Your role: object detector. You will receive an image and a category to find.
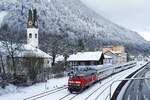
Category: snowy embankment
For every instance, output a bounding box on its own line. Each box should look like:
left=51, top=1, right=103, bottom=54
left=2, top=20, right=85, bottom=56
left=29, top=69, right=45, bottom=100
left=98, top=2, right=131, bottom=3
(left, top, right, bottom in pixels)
left=145, top=71, right=150, bottom=91
left=110, top=61, right=147, bottom=99
left=0, top=61, right=147, bottom=100
left=115, top=62, right=148, bottom=100
left=117, top=61, right=150, bottom=100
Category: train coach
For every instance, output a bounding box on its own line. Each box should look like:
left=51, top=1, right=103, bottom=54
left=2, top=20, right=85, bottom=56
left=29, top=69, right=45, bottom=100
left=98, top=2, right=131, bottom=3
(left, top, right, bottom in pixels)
left=68, top=61, right=137, bottom=93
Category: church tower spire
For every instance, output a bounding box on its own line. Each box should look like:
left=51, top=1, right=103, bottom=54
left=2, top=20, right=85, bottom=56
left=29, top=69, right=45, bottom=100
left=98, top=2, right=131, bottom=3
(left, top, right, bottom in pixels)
left=33, top=9, right=38, bottom=28
left=27, top=9, right=39, bottom=48
left=27, top=9, right=33, bottom=28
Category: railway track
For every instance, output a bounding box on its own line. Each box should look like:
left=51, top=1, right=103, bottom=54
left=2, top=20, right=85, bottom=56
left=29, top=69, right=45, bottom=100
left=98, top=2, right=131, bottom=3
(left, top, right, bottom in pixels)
left=58, top=93, right=72, bottom=100
left=68, top=94, right=79, bottom=100
left=24, top=85, right=68, bottom=100
left=58, top=92, right=79, bottom=100
left=83, top=72, right=128, bottom=100
left=104, top=94, right=109, bottom=100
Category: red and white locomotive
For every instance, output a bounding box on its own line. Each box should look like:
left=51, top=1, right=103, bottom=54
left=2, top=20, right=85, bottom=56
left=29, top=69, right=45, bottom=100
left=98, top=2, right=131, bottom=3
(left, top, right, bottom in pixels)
left=68, top=62, right=136, bottom=93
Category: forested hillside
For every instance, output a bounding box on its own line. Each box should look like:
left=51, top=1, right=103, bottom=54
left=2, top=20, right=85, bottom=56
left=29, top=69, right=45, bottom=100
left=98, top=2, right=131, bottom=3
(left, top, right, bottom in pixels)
left=0, top=0, right=149, bottom=56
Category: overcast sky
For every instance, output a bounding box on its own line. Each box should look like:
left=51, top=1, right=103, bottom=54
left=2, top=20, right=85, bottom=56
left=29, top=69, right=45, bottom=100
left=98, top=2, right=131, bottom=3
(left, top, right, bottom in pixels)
left=81, top=0, right=150, bottom=41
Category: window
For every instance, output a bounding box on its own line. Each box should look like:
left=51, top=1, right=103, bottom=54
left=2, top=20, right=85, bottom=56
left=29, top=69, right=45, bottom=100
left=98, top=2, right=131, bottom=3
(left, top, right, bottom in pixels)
left=47, top=60, right=49, bottom=64
left=91, top=61, right=94, bottom=65
left=80, top=62, right=85, bottom=65
left=29, top=33, right=32, bottom=38
left=35, top=34, right=37, bottom=38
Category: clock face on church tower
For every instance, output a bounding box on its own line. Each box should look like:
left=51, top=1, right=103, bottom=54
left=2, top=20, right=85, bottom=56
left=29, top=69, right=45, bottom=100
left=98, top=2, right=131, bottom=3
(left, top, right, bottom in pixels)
left=28, top=21, right=33, bottom=27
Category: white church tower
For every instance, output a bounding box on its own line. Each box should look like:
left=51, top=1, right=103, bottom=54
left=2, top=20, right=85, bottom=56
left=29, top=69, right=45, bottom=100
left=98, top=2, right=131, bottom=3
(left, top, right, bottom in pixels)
left=27, top=9, right=39, bottom=48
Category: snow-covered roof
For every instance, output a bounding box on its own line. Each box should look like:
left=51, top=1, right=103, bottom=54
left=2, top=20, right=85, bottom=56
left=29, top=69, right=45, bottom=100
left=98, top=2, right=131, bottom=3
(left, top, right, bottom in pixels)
left=20, top=44, right=51, bottom=58
left=67, top=51, right=103, bottom=61
left=104, top=50, right=120, bottom=55
left=0, top=41, right=51, bottom=58
left=104, top=55, right=112, bottom=59
left=110, top=50, right=121, bottom=54
left=55, top=55, right=64, bottom=62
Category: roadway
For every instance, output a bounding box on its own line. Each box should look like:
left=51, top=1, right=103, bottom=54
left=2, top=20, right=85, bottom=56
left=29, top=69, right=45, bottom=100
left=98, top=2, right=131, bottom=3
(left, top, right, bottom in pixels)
left=122, top=63, right=150, bottom=100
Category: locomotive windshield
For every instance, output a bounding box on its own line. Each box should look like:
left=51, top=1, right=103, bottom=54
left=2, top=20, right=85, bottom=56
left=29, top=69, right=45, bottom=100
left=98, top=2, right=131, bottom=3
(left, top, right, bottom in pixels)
left=69, top=66, right=96, bottom=77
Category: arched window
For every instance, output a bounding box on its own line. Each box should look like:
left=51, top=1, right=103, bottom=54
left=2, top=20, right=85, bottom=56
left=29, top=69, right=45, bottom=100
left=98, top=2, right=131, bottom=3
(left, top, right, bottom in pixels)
left=35, top=34, right=37, bottom=38
left=29, top=33, right=32, bottom=38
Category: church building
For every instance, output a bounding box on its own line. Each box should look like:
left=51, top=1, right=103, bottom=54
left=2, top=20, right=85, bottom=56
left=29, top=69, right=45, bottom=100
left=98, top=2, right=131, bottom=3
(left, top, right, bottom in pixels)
left=0, top=9, right=52, bottom=85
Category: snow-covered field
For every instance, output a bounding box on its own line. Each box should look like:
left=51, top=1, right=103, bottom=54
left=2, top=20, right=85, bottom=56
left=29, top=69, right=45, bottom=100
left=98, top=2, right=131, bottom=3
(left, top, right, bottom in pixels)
left=0, top=61, right=147, bottom=100
left=0, top=77, right=68, bottom=100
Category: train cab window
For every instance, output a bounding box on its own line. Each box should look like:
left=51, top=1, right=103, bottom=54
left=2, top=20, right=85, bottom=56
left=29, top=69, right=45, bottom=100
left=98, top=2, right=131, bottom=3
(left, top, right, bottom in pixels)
left=90, top=61, right=94, bottom=65
left=92, top=73, right=95, bottom=75
left=99, top=71, right=104, bottom=75
left=80, top=62, right=85, bottom=65
left=74, top=75, right=80, bottom=79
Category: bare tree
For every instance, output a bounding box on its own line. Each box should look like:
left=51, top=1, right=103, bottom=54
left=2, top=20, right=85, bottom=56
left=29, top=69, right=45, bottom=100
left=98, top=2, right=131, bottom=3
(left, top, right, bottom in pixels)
left=0, top=51, right=8, bottom=88
left=0, top=24, right=23, bottom=78
left=42, top=34, right=63, bottom=66
left=0, top=51, right=6, bottom=79
left=22, top=53, right=44, bottom=83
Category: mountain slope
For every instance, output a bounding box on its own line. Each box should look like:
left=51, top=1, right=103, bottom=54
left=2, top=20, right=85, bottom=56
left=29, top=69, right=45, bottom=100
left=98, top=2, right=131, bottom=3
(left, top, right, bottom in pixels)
left=0, top=0, right=149, bottom=54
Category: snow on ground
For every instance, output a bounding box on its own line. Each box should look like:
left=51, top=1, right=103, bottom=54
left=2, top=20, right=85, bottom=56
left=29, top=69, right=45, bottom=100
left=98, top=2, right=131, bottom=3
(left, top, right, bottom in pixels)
left=0, top=61, right=147, bottom=100
left=0, top=84, right=18, bottom=96
left=0, top=77, right=68, bottom=100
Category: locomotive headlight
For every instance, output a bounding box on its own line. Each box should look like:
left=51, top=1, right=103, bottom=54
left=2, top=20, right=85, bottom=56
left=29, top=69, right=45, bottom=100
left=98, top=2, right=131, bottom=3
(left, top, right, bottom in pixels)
left=70, top=75, right=73, bottom=78
left=75, top=81, right=81, bottom=84
left=76, top=84, right=80, bottom=86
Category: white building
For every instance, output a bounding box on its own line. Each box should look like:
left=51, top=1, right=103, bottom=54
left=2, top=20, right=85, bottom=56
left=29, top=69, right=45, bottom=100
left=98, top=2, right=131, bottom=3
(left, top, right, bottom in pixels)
left=102, top=45, right=127, bottom=64
left=104, top=55, right=113, bottom=64
left=104, top=51, right=127, bottom=64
